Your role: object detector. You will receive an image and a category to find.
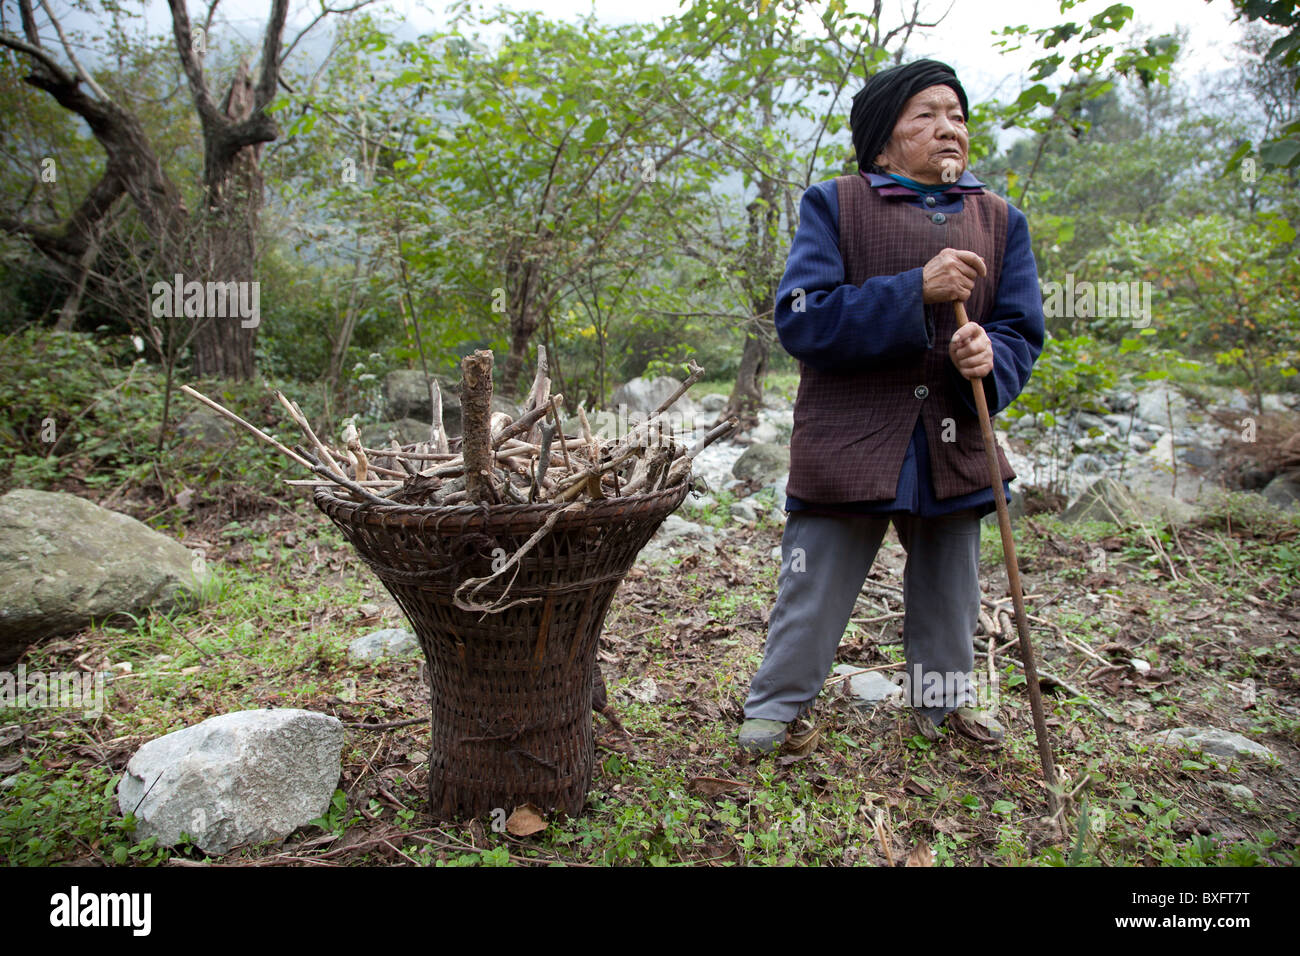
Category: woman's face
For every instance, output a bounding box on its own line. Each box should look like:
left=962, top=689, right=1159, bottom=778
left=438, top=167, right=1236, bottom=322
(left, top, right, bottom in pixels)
left=873, top=84, right=969, bottom=185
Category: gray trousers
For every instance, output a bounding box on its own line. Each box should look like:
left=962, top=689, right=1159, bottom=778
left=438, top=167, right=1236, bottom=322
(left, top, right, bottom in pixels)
left=744, top=508, right=982, bottom=725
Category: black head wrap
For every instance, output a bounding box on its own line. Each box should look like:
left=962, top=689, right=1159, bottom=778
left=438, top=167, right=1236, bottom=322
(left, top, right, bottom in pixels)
left=850, top=59, right=969, bottom=173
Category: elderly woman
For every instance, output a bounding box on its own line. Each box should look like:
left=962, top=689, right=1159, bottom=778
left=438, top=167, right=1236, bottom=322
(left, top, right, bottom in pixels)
left=740, top=59, right=1045, bottom=753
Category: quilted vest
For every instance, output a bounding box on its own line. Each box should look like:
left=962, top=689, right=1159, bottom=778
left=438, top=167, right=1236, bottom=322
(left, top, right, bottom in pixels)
left=786, top=174, right=1015, bottom=503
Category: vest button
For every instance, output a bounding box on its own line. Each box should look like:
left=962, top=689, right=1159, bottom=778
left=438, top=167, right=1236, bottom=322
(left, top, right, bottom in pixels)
left=931, top=212, right=947, bottom=224
left=924, top=195, right=937, bottom=207
left=914, top=385, right=929, bottom=400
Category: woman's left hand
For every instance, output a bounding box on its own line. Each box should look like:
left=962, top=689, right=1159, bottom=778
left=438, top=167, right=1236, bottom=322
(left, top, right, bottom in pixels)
left=949, top=322, right=993, bottom=379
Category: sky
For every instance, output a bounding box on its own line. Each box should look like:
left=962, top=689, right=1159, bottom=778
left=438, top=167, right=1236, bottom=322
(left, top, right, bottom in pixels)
left=139, top=0, right=1250, bottom=107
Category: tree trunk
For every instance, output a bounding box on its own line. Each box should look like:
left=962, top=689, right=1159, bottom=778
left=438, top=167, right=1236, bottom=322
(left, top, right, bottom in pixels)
left=502, top=244, right=548, bottom=394
left=725, top=326, right=770, bottom=425
left=723, top=179, right=779, bottom=425
left=192, top=61, right=263, bottom=381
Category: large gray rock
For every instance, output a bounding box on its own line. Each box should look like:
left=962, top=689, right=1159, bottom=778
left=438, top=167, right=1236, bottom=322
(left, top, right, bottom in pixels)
left=117, top=709, right=345, bottom=855
left=610, top=376, right=682, bottom=415
left=1261, top=470, right=1300, bottom=510
left=383, top=369, right=446, bottom=421
left=1150, top=726, right=1276, bottom=765
left=382, top=370, right=518, bottom=438
left=981, top=486, right=1027, bottom=526
left=175, top=406, right=234, bottom=445
left=0, top=490, right=207, bottom=664
left=732, top=443, right=791, bottom=485
left=360, top=417, right=436, bottom=448
left=698, top=393, right=729, bottom=414
left=1135, top=384, right=1190, bottom=429
left=1061, top=477, right=1196, bottom=526
left=348, top=627, right=419, bottom=662
left=729, top=500, right=759, bottom=524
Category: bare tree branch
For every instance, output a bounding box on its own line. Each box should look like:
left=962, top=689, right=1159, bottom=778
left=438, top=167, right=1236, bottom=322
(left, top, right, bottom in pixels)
left=37, top=0, right=109, bottom=102
left=167, top=0, right=220, bottom=126
left=18, top=0, right=40, bottom=46
left=280, top=0, right=375, bottom=67
left=0, top=31, right=72, bottom=85
left=254, top=0, right=290, bottom=109
left=0, top=168, right=126, bottom=261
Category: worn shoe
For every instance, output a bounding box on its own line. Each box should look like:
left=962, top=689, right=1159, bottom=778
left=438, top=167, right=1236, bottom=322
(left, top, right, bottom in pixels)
left=946, top=705, right=1005, bottom=745
left=739, top=718, right=789, bottom=754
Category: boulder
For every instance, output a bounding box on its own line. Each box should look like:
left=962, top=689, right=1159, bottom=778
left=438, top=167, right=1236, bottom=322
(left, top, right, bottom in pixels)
left=698, top=393, right=729, bottom=414
left=732, top=443, right=790, bottom=486
left=0, top=489, right=207, bottom=664
left=360, top=418, right=436, bottom=448
left=348, top=627, right=419, bottom=662
left=383, top=369, right=443, bottom=421
left=1061, top=477, right=1196, bottom=526
left=1177, top=444, right=1217, bottom=470
left=1261, top=470, right=1300, bottom=510
left=382, top=370, right=518, bottom=438
left=175, top=406, right=234, bottom=445
left=117, top=709, right=344, bottom=855
left=1135, top=383, right=1189, bottom=429
left=610, top=376, right=682, bottom=415
left=609, top=376, right=698, bottom=424
left=729, top=500, right=759, bottom=524
left=981, top=486, right=1026, bottom=526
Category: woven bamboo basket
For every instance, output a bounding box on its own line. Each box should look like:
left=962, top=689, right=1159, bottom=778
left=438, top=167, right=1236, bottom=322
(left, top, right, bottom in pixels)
left=313, top=476, right=690, bottom=819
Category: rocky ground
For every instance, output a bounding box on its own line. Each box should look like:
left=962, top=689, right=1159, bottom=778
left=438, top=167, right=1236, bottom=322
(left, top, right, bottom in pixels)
left=2, top=376, right=1298, bottom=866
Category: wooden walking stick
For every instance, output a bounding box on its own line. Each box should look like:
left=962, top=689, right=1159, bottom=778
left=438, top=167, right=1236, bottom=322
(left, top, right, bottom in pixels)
left=955, top=300, right=1061, bottom=819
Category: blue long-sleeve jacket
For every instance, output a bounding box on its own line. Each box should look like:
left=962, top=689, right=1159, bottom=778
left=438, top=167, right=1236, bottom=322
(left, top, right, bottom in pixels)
left=776, top=172, right=1044, bottom=518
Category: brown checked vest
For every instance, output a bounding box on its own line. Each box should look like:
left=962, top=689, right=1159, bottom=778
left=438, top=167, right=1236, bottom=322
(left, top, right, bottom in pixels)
left=786, top=173, right=1016, bottom=504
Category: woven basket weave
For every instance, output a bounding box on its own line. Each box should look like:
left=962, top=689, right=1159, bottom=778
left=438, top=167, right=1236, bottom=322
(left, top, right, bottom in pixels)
left=314, top=478, right=689, bottom=819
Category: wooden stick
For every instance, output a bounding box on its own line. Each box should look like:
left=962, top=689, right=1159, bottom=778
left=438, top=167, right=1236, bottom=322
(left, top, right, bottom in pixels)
left=956, top=299, right=1059, bottom=820
left=577, top=404, right=597, bottom=463
left=493, top=395, right=563, bottom=447
left=275, top=391, right=342, bottom=475
left=179, top=384, right=313, bottom=469
left=525, top=345, right=550, bottom=444
left=284, top=479, right=402, bottom=487
left=429, top=379, right=449, bottom=454
left=650, top=359, right=705, bottom=417
left=460, top=350, right=495, bottom=504
left=548, top=396, right=571, bottom=471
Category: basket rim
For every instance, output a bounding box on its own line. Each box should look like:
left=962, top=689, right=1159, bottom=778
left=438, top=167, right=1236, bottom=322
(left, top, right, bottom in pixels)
left=312, top=473, right=691, bottom=523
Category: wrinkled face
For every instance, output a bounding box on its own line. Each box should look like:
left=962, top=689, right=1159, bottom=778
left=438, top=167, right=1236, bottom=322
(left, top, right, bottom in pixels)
left=873, top=84, right=968, bottom=185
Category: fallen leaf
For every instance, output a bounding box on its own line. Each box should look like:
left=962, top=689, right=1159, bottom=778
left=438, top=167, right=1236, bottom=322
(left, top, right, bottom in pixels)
left=903, top=778, right=933, bottom=797
left=688, top=776, right=746, bottom=797
left=906, top=838, right=933, bottom=867
left=506, top=803, right=547, bottom=837
left=931, top=816, right=975, bottom=840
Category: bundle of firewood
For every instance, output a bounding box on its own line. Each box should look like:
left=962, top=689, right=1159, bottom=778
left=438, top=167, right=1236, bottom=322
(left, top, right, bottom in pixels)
left=181, top=347, right=735, bottom=508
